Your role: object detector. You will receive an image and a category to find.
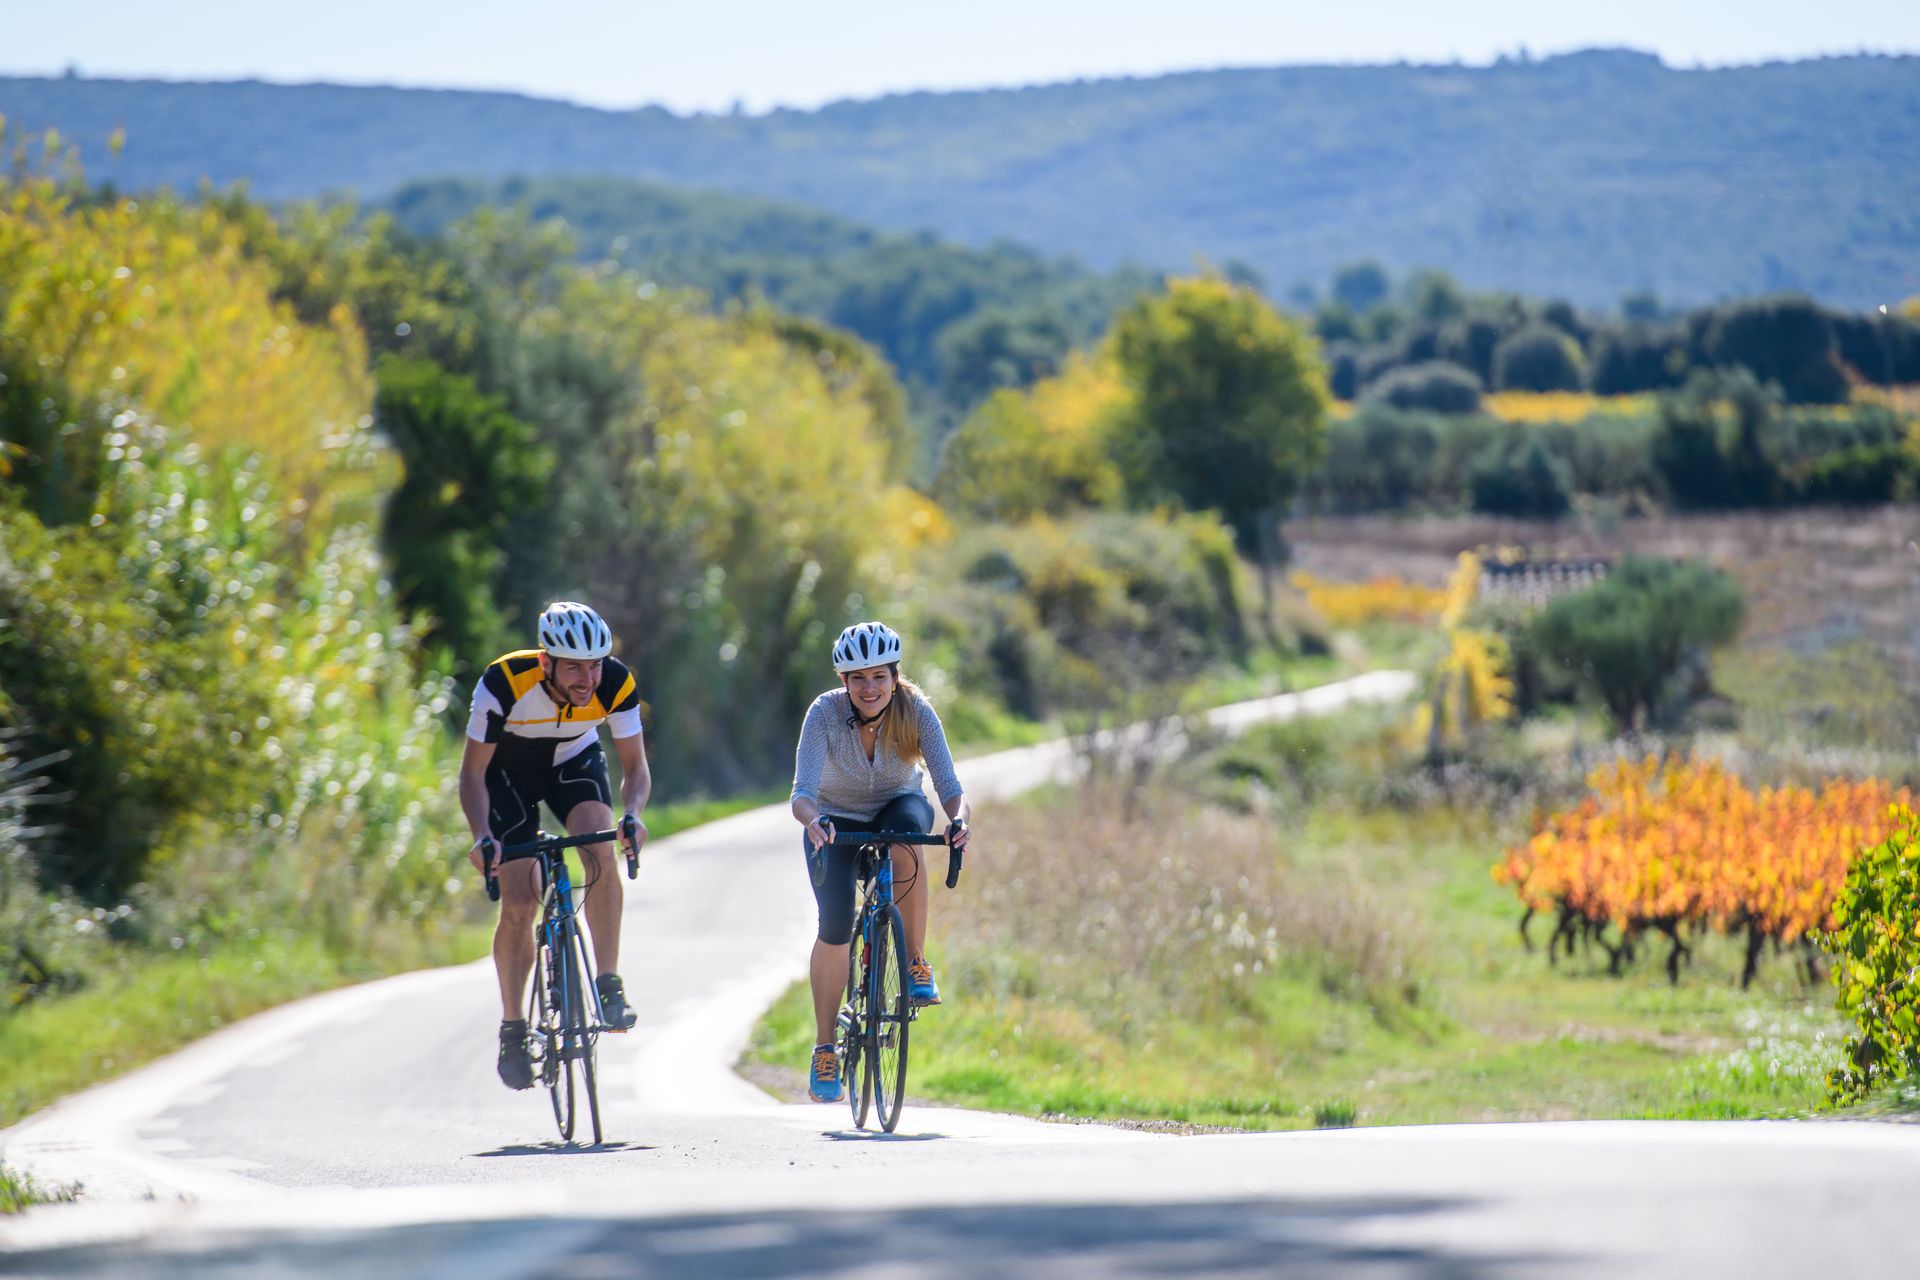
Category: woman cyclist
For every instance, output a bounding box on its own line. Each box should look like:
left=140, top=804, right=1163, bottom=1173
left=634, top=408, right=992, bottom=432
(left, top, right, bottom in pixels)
left=791, top=621, right=971, bottom=1104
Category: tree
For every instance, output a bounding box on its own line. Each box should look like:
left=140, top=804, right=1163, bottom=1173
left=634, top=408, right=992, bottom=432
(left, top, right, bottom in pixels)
left=1532, top=556, right=1744, bottom=733
left=1689, top=295, right=1849, bottom=405
left=1404, top=269, right=1468, bottom=323
left=1492, top=324, right=1587, bottom=392
left=1331, top=260, right=1391, bottom=313
left=935, top=354, right=1128, bottom=521
left=1109, top=277, right=1331, bottom=626
left=374, top=355, right=551, bottom=664
left=1362, top=360, right=1483, bottom=415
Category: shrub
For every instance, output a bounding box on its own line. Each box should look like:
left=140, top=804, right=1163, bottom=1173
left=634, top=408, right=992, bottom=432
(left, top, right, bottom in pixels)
left=1824, top=807, right=1920, bottom=1104
left=1469, top=437, right=1573, bottom=517
left=1531, top=556, right=1745, bottom=733
left=1492, top=324, right=1588, bottom=392
left=1361, top=361, right=1483, bottom=415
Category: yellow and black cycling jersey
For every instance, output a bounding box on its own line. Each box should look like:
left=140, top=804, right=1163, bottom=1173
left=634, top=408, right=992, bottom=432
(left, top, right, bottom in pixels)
left=465, top=650, right=643, bottom=765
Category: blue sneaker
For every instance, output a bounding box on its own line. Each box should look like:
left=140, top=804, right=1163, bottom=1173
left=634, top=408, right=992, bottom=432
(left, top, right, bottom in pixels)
left=807, top=1043, right=843, bottom=1103
left=908, top=959, right=942, bottom=1007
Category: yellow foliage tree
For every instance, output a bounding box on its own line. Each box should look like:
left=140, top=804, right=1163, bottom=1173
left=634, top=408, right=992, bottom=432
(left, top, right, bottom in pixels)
left=0, top=170, right=379, bottom=527
left=935, top=352, right=1129, bottom=521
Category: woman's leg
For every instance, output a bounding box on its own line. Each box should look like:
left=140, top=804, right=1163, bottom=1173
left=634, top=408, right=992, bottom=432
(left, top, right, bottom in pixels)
left=810, top=939, right=850, bottom=1045
left=892, top=843, right=929, bottom=962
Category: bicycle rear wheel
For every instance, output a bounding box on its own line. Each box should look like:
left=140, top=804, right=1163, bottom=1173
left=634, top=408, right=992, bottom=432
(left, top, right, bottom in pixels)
left=566, top=919, right=603, bottom=1145
left=872, top=903, right=911, bottom=1133
left=844, top=922, right=872, bottom=1129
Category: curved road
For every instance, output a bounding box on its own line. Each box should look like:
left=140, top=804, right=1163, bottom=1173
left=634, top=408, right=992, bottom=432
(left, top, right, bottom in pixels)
left=4, top=671, right=1918, bottom=1278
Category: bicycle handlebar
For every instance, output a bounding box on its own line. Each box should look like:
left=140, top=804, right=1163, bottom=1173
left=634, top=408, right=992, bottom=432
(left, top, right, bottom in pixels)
left=480, top=828, right=634, bottom=899
left=825, top=829, right=966, bottom=888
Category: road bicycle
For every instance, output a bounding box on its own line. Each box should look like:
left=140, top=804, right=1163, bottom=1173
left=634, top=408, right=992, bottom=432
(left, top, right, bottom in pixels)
left=481, top=821, right=637, bottom=1145
left=827, top=828, right=963, bottom=1133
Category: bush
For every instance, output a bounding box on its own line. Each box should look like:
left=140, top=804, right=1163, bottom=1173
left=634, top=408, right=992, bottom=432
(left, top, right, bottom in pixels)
left=1793, top=443, right=1917, bottom=505
left=1589, top=324, right=1688, bottom=394
left=1690, top=295, right=1849, bottom=405
left=1651, top=371, right=1785, bottom=509
left=1531, top=556, right=1745, bottom=733
left=915, top=510, right=1258, bottom=719
left=1492, top=324, right=1588, bottom=392
left=1468, top=437, right=1572, bottom=517
left=1361, top=361, right=1483, bottom=415
left=1824, top=807, right=1920, bottom=1104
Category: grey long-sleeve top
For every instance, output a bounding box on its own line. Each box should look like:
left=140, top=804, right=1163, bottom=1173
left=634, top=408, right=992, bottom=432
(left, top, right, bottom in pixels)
left=789, top=688, right=964, bottom=822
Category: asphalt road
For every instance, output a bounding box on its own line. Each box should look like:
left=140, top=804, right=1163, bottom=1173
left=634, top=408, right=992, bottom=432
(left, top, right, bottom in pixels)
left=6, top=670, right=1918, bottom=1279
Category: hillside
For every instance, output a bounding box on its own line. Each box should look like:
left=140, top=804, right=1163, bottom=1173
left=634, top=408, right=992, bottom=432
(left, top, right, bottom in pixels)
left=3, top=49, right=1917, bottom=309
left=382, top=175, right=1153, bottom=402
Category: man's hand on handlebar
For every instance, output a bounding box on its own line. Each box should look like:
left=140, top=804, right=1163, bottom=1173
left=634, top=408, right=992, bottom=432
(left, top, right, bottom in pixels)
left=473, top=835, right=500, bottom=902
left=618, top=811, right=647, bottom=878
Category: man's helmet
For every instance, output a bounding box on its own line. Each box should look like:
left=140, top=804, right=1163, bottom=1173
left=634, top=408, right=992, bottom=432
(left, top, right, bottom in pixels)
left=832, top=621, right=904, bottom=674
left=537, top=601, right=613, bottom=660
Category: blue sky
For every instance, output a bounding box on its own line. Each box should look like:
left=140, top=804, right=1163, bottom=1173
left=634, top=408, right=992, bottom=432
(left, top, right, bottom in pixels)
left=3, top=1, right=1915, bottom=114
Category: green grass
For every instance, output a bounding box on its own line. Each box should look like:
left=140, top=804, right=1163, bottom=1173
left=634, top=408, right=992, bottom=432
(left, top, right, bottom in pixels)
left=749, top=798, right=1847, bottom=1129
left=0, top=786, right=776, bottom=1132
left=0, top=924, right=491, bottom=1131
left=0, top=1161, right=78, bottom=1214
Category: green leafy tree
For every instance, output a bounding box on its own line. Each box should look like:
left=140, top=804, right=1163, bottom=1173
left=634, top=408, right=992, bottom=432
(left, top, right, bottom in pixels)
left=1331, top=260, right=1391, bottom=313
left=1362, top=360, right=1483, bottom=415
left=1492, top=324, right=1588, bottom=392
left=373, top=355, right=551, bottom=664
left=1532, top=556, right=1745, bottom=733
left=1109, top=277, right=1330, bottom=620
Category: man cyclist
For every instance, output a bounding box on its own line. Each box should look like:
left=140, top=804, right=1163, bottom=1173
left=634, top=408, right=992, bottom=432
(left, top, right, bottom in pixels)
left=462, top=601, right=649, bottom=1090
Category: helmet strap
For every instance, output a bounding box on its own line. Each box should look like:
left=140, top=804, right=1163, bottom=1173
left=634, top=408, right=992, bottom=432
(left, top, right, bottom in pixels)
left=848, top=688, right=894, bottom=729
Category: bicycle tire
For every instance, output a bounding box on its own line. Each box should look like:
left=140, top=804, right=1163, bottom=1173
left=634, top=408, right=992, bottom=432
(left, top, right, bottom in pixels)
left=872, top=902, right=911, bottom=1133
left=532, top=923, right=575, bottom=1140
left=567, top=919, right=604, bottom=1146
left=845, top=921, right=872, bottom=1129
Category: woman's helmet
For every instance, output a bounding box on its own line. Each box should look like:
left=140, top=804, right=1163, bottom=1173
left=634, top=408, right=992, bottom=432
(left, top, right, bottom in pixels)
left=537, top=601, right=614, bottom=660
left=832, top=621, right=903, bottom=673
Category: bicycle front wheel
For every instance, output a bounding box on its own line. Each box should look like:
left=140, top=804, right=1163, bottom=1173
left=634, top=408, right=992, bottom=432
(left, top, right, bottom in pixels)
left=566, top=919, right=603, bottom=1146
left=844, top=926, right=871, bottom=1129
left=872, top=902, right=911, bottom=1133
left=531, top=927, right=575, bottom=1141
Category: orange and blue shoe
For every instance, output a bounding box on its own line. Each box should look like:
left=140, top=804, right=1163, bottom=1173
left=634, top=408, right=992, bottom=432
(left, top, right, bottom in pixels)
left=908, top=959, right=942, bottom=1007
left=807, top=1042, right=843, bottom=1103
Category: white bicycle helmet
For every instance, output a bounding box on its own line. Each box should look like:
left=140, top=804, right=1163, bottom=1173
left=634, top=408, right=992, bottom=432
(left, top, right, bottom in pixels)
left=537, top=601, right=613, bottom=660
left=831, top=620, right=903, bottom=673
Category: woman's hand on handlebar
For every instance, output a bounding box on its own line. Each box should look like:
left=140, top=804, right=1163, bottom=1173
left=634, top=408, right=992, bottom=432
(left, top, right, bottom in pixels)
left=946, top=818, right=970, bottom=852
left=805, top=815, right=837, bottom=851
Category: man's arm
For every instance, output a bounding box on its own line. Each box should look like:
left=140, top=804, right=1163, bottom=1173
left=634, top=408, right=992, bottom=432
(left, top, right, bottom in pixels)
left=613, top=731, right=651, bottom=859
left=459, top=737, right=497, bottom=871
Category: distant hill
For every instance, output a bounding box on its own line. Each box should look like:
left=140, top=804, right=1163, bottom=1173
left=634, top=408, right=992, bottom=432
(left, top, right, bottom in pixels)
left=382, top=174, right=1154, bottom=406
left=3, top=50, right=1917, bottom=308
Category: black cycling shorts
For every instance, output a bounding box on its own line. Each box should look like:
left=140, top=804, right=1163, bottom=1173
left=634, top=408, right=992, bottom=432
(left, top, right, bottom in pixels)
left=804, top=792, right=937, bottom=946
left=486, top=740, right=612, bottom=860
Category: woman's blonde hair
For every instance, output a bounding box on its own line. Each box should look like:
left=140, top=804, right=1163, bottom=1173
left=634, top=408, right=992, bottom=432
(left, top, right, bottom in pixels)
left=879, top=673, right=926, bottom=765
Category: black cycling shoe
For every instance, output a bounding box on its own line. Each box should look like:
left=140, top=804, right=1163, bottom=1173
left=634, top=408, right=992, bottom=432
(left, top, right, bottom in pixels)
left=497, top=1019, right=534, bottom=1090
left=597, top=973, right=638, bottom=1032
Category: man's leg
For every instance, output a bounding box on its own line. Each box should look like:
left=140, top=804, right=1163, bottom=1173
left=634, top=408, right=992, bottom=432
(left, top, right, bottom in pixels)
left=566, top=800, right=622, bottom=976
left=494, top=858, right=542, bottom=1019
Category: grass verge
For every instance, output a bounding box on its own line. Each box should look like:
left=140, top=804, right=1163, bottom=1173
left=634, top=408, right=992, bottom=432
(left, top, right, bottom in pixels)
left=0, top=785, right=784, bottom=1133
left=748, top=786, right=1846, bottom=1130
